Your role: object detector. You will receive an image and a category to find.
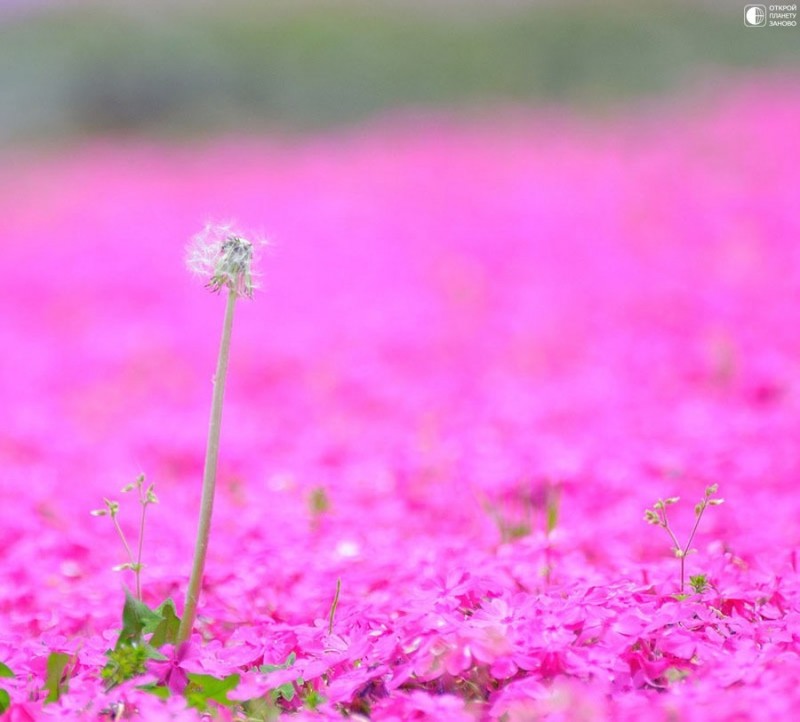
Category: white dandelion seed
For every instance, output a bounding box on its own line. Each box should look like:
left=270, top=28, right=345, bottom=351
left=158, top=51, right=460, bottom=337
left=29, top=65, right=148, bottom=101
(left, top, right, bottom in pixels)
left=186, top=222, right=262, bottom=298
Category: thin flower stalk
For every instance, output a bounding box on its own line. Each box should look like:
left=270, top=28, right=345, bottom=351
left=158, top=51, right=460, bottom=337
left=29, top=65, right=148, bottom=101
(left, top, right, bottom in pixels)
left=90, top=474, right=157, bottom=601
left=644, top=485, right=724, bottom=593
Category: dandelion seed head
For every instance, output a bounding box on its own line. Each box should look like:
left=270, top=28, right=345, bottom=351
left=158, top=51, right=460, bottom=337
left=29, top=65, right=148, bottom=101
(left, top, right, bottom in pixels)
left=186, top=222, right=263, bottom=298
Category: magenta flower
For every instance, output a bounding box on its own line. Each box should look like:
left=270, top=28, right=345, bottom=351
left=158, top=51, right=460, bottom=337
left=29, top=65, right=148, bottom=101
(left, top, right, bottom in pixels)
left=147, top=642, right=201, bottom=695
left=2, top=82, right=800, bottom=720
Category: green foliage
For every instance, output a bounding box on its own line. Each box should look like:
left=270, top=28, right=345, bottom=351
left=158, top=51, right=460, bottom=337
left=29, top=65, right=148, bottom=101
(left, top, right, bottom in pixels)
left=2, top=2, right=799, bottom=143
left=140, top=684, right=171, bottom=700
left=664, top=666, right=690, bottom=684
left=546, top=486, right=560, bottom=536
left=241, top=697, right=281, bottom=721
left=690, top=574, right=710, bottom=594
left=103, top=593, right=182, bottom=688
left=44, top=652, right=71, bottom=704
left=149, top=599, right=181, bottom=648
left=303, top=687, right=326, bottom=710
left=185, top=673, right=241, bottom=712
left=102, top=644, right=151, bottom=688
left=258, top=652, right=303, bottom=703
left=487, top=483, right=561, bottom=544
left=259, top=652, right=296, bottom=675
left=117, top=590, right=162, bottom=648
left=0, top=662, right=13, bottom=714
left=115, top=591, right=182, bottom=649
left=309, top=486, right=330, bottom=516
left=485, top=502, right=531, bottom=544
left=272, top=680, right=297, bottom=703
left=507, top=522, right=533, bottom=542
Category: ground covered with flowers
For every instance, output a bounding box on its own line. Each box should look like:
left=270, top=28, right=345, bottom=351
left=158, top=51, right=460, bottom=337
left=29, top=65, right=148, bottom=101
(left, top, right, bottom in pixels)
left=1, top=82, right=800, bottom=720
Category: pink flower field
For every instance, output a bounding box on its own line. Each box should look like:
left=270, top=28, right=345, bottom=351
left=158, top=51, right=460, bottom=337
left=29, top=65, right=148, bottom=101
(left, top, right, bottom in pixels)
left=1, top=82, right=800, bottom=720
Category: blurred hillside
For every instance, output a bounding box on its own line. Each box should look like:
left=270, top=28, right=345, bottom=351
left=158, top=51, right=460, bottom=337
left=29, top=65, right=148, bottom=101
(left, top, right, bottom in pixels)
left=1, top=1, right=799, bottom=143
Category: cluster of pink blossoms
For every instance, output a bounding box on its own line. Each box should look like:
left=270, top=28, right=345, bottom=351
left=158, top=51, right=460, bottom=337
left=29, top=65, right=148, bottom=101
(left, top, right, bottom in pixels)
left=0, top=80, right=799, bottom=719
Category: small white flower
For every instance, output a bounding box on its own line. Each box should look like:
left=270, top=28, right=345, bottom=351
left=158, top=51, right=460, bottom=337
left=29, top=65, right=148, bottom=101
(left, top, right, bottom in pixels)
left=186, top=222, right=261, bottom=298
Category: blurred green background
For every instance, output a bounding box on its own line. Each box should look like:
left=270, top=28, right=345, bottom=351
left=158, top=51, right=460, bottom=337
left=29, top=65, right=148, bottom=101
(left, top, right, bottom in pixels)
left=1, top=0, right=798, bottom=144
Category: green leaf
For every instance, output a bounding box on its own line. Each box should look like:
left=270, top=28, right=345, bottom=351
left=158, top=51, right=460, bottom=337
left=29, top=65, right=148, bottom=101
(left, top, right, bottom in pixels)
left=309, top=487, right=330, bottom=515
left=117, top=590, right=160, bottom=648
left=546, top=490, right=559, bottom=535
left=507, top=522, right=531, bottom=540
left=143, top=598, right=176, bottom=634
left=138, top=683, right=170, bottom=699
left=665, top=666, right=689, bottom=683
left=259, top=651, right=296, bottom=674
left=257, top=651, right=302, bottom=705
left=185, top=673, right=240, bottom=711
left=44, top=652, right=71, bottom=704
left=0, top=668, right=12, bottom=717
left=303, top=687, right=326, bottom=710
left=242, top=697, right=276, bottom=719
left=149, top=599, right=181, bottom=648
left=272, top=681, right=295, bottom=702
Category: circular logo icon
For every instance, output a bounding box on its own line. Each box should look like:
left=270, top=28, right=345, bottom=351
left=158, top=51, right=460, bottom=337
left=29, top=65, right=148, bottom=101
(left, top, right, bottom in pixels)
left=744, top=5, right=767, bottom=26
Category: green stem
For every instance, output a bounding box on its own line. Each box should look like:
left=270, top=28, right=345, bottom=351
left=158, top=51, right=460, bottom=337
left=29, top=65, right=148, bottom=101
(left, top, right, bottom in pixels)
left=659, top=508, right=682, bottom=555
left=328, top=578, right=342, bottom=635
left=111, top=515, right=135, bottom=568
left=135, top=501, right=148, bottom=602
left=110, top=511, right=143, bottom=600
left=679, top=501, right=708, bottom=593
left=178, top=289, right=238, bottom=643
left=683, top=502, right=707, bottom=556
left=659, top=506, right=686, bottom=593
left=680, top=555, right=685, bottom=594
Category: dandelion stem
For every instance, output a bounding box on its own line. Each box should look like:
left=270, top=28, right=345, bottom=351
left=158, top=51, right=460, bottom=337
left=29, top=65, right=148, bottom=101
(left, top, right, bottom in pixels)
left=178, top=288, right=238, bottom=643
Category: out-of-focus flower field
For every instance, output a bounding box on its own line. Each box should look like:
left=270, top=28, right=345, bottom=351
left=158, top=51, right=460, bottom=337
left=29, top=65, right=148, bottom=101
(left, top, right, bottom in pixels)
left=1, top=80, right=800, bottom=719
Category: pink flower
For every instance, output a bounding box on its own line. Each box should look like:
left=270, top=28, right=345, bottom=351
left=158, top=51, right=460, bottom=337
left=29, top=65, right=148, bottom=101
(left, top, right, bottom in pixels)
left=147, top=642, right=201, bottom=695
